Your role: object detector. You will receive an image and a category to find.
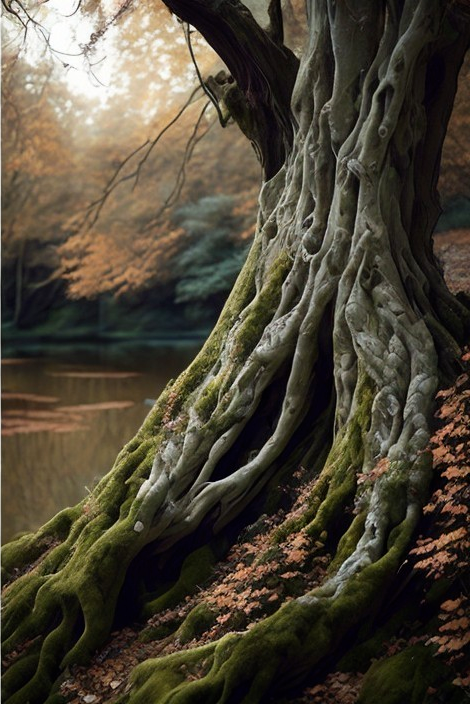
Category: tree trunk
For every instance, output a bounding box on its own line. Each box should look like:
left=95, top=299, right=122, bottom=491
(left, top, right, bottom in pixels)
left=2, top=2, right=469, bottom=703
left=13, top=240, right=25, bottom=326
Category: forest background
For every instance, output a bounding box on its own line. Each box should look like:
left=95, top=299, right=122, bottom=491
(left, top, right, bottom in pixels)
left=2, top=0, right=469, bottom=350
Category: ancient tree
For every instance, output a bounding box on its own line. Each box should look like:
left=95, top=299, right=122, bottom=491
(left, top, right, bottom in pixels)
left=2, top=1, right=469, bottom=702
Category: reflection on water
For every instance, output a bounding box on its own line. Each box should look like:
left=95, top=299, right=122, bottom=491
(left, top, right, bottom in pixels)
left=1, top=344, right=200, bottom=542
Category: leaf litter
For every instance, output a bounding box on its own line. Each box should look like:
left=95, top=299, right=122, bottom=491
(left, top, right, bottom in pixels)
left=57, top=347, right=470, bottom=703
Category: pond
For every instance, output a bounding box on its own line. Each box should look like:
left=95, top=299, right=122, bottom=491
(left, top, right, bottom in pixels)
left=1, top=342, right=201, bottom=543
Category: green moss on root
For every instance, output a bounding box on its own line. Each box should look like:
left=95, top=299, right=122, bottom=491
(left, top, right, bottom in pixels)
left=274, top=372, right=375, bottom=544
left=125, top=640, right=222, bottom=704
left=123, top=516, right=418, bottom=704
left=142, top=546, right=216, bottom=619
left=231, top=251, right=292, bottom=358
left=357, top=644, right=462, bottom=704
left=177, top=603, right=218, bottom=644
left=159, top=241, right=263, bottom=422
left=1, top=505, right=82, bottom=581
left=329, top=511, right=367, bottom=573
left=2, top=509, right=147, bottom=704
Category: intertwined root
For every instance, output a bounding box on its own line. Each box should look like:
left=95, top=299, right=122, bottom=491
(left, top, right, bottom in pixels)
left=2, top=505, right=148, bottom=704
left=124, top=520, right=414, bottom=704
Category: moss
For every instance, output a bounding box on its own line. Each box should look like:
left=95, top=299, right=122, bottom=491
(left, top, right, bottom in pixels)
left=1, top=653, right=40, bottom=700
left=2, top=505, right=82, bottom=580
left=231, top=251, right=291, bottom=359
left=329, top=512, right=367, bottom=573
left=194, top=377, right=223, bottom=420
left=425, top=577, right=453, bottom=604
left=123, top=516, right=425, bottom=704
left=2, top=575, right=48, bottom=648
left=357, top=644, right=461, bottom=704
left=140, top=622, right=179, bottom=643
left=255, top=544, right=283, bottom=565
left=177, top=603, right=218, bottom=644
left=178, top=250, right=292, bottom=427
left=3, top=508, right=147, bottom=702
left=305, top=471, right=356, bottom=541
left=338, top=599, right=417, bottom=672
left=274, top=372, right=375, bottom=546
left=273, top=515, right=310, bottom=544
left=127, top=641, right=219, bottom=704
left=142, top=546, right=216, bottom=619
left=156, top=240, right=262, bottom=423
left=45, top=695, right=67, bottom=704
left=2, top=659, right=56, bottom=704
left=2, top=240, right=285, bottom=704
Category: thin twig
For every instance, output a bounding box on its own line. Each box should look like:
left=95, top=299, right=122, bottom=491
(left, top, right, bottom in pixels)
left=80, top=85, right=204, bottom=229
left=143, top=100, right=215, bottom=230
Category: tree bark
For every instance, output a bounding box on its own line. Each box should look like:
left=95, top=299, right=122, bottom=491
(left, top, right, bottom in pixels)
left=13, top=239, right=25, bottom=326
left=2, top=2, right=469, bottom=703
left=162, top=0, right=299, bottom=178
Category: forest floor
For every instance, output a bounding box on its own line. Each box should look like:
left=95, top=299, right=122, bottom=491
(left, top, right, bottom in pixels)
left=434, top=228, right=470, bottom=296
left=16, top=229, right=470, bottom=704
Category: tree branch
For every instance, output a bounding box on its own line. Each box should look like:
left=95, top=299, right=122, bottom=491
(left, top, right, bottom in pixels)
left=183, top=22, right=229, bottom=127
left=268, top=0, right=284, bottom=44
left=143, top=100, right=215, bottom=230
left=80, top=85, right=204, bottom=229
left=162, top=0, right=299, bottom=178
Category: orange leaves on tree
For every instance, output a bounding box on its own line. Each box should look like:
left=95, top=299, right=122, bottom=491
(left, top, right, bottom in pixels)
left=427, top=595, right=470, bottom=658
left=59, top=224, right=187, bottom=299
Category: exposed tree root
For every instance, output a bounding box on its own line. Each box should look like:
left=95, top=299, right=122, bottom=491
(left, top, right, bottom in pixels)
left=123, top=519, right=413, bottom=704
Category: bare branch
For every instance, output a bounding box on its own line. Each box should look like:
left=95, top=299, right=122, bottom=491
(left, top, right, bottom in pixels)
left=82, top=0, right=135, bottom=56
left=79, top=85, right=204, bottom=229
left=143, top=100, right=215, bottom=231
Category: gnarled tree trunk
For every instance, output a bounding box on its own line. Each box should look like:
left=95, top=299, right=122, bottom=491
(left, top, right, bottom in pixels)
left=2, top=2, right=469, bottom=703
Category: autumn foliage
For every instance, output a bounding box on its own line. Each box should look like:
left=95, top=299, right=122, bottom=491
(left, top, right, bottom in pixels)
left=2, top=6, right=469, bottom=338
left=2, top=4, right=260, bottom=333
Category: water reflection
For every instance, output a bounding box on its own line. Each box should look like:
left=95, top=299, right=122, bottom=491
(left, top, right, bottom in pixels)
left=1, top=345, right=199, bottom=542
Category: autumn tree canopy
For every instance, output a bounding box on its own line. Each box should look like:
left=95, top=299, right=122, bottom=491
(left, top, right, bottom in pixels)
left=1, top=1, right=262, bottom=332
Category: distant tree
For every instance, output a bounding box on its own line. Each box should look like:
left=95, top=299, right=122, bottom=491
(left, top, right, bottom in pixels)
left=1, top=4, right=260, bottom=325
left=2, top=2, right=470, bottom=704
left=172, top=195, right=251, bottom=312
left=1, top=51, right=74, bottom=324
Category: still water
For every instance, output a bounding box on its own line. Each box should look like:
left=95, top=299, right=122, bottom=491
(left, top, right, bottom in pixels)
left=1, top=343, right=200, bottom=543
